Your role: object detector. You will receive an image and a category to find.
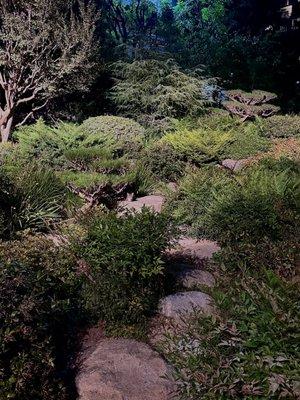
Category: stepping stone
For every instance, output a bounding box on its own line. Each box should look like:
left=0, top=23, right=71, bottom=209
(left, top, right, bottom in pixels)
left=170, top=264, right=215, bottom=288
left=76, top=338, right=177, bottom=400
left=221, top=158, right=248, bottom=172
left=169, top=237, right=220, bottom=260
left=119, top=195, right=165, bottom=213
left=159, top=291, right=215, bottom=321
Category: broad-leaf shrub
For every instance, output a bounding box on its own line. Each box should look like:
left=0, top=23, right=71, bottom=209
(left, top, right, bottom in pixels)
left=73, top=209, right=175, bottom=324
left=0, top=237, right=80, bottom=400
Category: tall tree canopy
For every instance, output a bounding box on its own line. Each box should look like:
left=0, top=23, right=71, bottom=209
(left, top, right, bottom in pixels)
left=0, top=0, right=98, bottom=142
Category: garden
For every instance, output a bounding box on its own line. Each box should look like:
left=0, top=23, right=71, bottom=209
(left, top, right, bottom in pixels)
left=0, top=1, right=299, bottom=399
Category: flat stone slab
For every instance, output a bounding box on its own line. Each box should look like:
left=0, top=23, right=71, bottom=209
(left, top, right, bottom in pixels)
left=76, top=338, right=176, bottom=400
left=170, top=237, right=220, bottom=260
left=221, top=158, right=248, bottom=172
left=119, top=195, right=165, bottom=213
left=159, top=291, right=215, bottom=321
left=170, top=264, right=215, bottom=288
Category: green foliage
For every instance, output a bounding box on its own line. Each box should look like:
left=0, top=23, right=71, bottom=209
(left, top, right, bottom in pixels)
left=15, top=119, right=84, bottom=169
left=222, top=123, right=270, bottom=159
left=110, top=59, right=213, bottom=119
left=57, top=170, right=117, bottom=188
left=162, top=269, right=300, bottom=399
left=169, top=166, right=233, bottom=232
left=81, top=115, right=145, bottom=155
left=0, top=237, right=80, bottom=400
left=259, top=115, right=300, bottom=138
left=0, top=165, right=67, bottom=237
left=223, top=89, right=280, bottom=121
left=141, top=141, right=186, bottom=182
left=204, top=167, right=299, bottom=245
left=171, top=164, right=299, bottom=248
left=162, top=127, right=233, bottom=164
left=73, top=209, right=175, bottom=324
left=64, top=146, right=130, bottom=174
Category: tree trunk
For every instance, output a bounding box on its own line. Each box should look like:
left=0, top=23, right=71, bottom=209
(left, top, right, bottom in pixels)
left=0, top=115, right=13, bottom=143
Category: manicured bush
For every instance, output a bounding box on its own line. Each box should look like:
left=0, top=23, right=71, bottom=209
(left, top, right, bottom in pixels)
left=162, top=127, right=232, bottom=164
left=81, top=115, right=145, bottom=155
left=259, top=114, right=300, bottom=138
left=15, top=119, right=83, bottom=169
left=72, top=209, right=175, bottom=324
left=0, top=237, right=80, bottom=400
left=141, top=142, right=186, bottom=182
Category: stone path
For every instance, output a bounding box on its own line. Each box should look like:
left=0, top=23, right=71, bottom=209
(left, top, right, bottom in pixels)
left=77, top=194, right=221, bottom=399
left=119, top=194, right=165, bottom=213
left=76, top=338, right=177, bottom=400
left=159, top=291, right=215, bottom=322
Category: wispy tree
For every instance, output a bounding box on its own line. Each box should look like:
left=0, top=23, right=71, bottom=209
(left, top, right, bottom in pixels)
left=0, top=0, right=98, bottom=142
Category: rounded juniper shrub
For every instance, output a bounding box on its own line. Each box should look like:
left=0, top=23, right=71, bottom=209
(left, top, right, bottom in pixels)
left=0, top=237, right=80, bottom=400
left=141, top=141, right=186, bottom=182
left=81, top=115, right=146, bottom=155
left=259, top=114, right=300, bottom=138
left=72, top=209, right=175, bottom=324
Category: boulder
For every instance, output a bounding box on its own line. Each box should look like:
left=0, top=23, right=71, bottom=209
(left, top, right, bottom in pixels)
left=169, top=264, right=215, bottom=288
left=159, top=291, right=215, bottom=321
left=76, top=338, right=177, bottom=400
left=169, top=237, right=220, bottom=260
left=221, top=158, right=248, bottom=172
left=119, top=195, right=165, bottom=213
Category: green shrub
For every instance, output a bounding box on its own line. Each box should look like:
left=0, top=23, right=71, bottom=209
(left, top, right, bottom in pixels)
left=259, top=114, right=300, bottom=138
left=204, top=167, right=299, bottom=245
left=0, top=142, right=15, bottom=166
left=0, top=237, right=80, bottom=400
left=81, top=115, right=145, bottom=155
left=162, top=128, right=233, bottom=164
left=72, top=209, right=175, bottom=324
left=0, top=166, right=67, bottom=237
left=110, top=59, right=213, bottom=119
left=222, top=123, right=270, bottom=159
left=58, top=170, right=112, bottom=188
left=141, top=142, right=186, bottom=182
left=162, top=268, right=299, bottom=399
left=196, top=108, right=241, bottom=131
left=169, top=167, right=233, bottom=233
left=64, top=146, right=130, bottom=174
left=15, top=119, right=83, bottom=169
left=136, top=114, right=177, bottom=139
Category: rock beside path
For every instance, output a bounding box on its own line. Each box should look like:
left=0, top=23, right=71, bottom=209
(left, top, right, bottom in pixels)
left=221, top=158, right=248, bottom=172
left=119, top=195, right=165, bottom=213
left=169, top=263, right=215, bottom=288
left=76, top=338, right=177, bottom=400
left=159, top=291, right=215, bottom=321
left=169, top=237, right=220, bottom=260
